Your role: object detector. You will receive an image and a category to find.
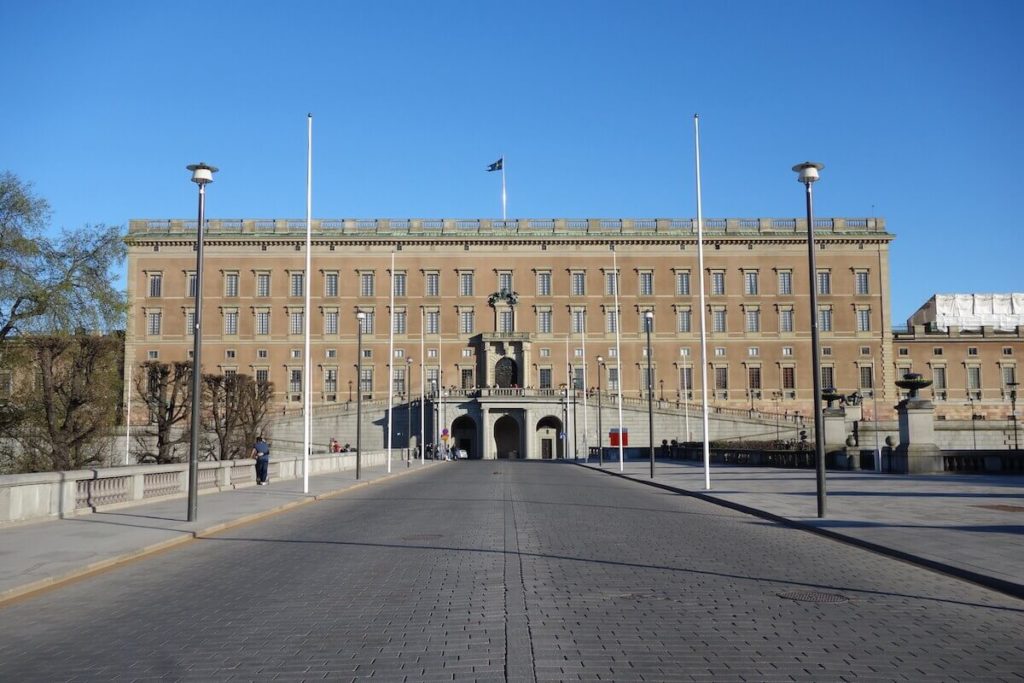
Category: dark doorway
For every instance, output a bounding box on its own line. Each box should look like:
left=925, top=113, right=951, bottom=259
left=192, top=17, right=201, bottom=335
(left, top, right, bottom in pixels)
left=494, top=415, right=521, bottom=458
left=451, top=415, right=477, bottom=458
left=536, top=415, right=563, bottom=459
left=494, top=357, right=518, bottom=388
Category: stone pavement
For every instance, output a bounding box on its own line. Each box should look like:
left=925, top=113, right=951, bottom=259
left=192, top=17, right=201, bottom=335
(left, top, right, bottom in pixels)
left=0, top=458, right=439, bottom=604
left=579, top=456, right=1024, bottom=598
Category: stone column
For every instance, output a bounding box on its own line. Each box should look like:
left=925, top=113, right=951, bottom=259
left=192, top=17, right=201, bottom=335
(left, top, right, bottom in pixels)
left=822, top=407, right=851, bottom=469
left=893, top=398, right=942, bottom=473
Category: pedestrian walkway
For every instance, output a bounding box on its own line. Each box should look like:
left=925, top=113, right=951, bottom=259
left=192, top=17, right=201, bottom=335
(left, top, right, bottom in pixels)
left=579, top=457, right=1024, bottom=599
left=0, top=460, right=437, bottom=604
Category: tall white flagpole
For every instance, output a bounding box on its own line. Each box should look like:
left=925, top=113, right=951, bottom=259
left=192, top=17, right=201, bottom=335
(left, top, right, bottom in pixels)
left=565, top=333, right=572, bottom=458
left=303, top=113, right=313, bottom=493
left=613, top=247, right=625, bottom=471
left=580, top=308, right=589, bottom=461
left=694, top=114, right=712, bottom=490
left=124, top=362, right=133, bottom=465
left=420, top=307, right=425, bottom=464
left=387, top=251, right=395, bottom=473
left=501, top=155, right=507, bottom=221
left=437, top=313, right=443, bottom=456
left=683, top=355, right=691, bottom=441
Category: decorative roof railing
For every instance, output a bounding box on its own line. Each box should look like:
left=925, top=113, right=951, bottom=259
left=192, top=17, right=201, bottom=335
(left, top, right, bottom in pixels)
left=132, top=217, right=888, bottom=237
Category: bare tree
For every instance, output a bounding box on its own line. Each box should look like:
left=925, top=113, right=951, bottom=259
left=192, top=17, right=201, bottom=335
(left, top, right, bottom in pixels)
left=203, top=373, right=250, bottom=460
left=134, top=361, right=192, bottom=464
left=237, top=376, right=275, bottom=455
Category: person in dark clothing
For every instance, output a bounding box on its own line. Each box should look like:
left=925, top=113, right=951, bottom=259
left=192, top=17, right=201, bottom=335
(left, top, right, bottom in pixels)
left=251, top=437, right=270, bottom=485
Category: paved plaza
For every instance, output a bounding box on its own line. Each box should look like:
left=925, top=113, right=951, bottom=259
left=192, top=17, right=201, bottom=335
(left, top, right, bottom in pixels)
left=0, top=459, right=1022, bottom=681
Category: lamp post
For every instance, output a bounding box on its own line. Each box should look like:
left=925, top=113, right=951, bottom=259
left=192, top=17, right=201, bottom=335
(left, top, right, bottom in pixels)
left=1007, top=382, right=1019, bottom=450
left=406, top=357, right=413, bottom=465
left=597, top=356, right=604, bottom=467
left=348, top=380, right=353, bottom=403
left=356, top=311, right=365, bottom=479
left=571, top=369, right=579, bottom=460
left=968, top=395, right=978, bottom=450
left=772, top=390, right=782, bottom=442
left=793, top=161, right=827, bottom=518
left=645, top=310, right=654, bottom=479
left=185, top=162, right=217, bottom=522
left=659, top=379, right=664, bottom=402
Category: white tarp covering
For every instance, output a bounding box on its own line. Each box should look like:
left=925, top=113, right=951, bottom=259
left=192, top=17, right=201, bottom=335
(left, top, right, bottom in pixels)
left=932, top=293, right=1024, bottom=331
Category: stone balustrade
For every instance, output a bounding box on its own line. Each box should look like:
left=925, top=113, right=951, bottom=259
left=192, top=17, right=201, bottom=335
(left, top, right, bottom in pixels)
left=0, top=451, right=387, bottom=526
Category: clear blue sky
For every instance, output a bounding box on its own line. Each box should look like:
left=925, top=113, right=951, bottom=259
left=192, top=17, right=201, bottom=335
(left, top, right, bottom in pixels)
left=2, top=1, right=1021, bottom=321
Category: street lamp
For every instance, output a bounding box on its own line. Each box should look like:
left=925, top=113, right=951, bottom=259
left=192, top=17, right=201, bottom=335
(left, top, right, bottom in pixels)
left=645, top=310, right=655, bottom=479
left=659, top=378, right=664, bottom=402
left=968, top=395, right=978, bottom=450
left=597, top=356, right=604, bottom=467
left=571, top=367, right=578, bottom=460
left=348, top=380, right=352, bottom=403
left=406, top=357, right=413, bottom=465
left=356, top=311, right=365, bottom=479
left=185, top=162, right=217, bottom=522
left=793, top=161, right=827, bottom=519
left=1008, top=381, right=1018, bottom=451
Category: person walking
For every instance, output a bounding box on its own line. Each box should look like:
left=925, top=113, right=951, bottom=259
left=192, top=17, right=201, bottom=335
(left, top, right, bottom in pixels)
left=251, top=436, right=270, bottom=485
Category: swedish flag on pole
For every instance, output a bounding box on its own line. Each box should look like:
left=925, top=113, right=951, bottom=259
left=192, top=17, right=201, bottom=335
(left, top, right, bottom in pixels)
left=487, top=156, right=507, bottom=220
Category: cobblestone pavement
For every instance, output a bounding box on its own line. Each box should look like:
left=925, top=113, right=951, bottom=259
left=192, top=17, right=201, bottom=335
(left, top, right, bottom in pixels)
left=1, top=460, right=1022, bottom=681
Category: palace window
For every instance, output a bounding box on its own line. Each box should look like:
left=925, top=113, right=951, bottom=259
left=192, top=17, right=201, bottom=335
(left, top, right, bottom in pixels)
left=855, top=270, right=870, bottom=295
left=536, top=271, right=551, bottom=297
left=394, top=271, right=407, bottom=297
left=778, top=270, right=792, bottom=295
left=290, top=272, right=305, bottom=297
left=148, top=273, right=162, bottom=298
left=676, top=270, right=691, bottom=296
left=325, top=272, right=339, bottom=297
left=360, top=272, right=375, bottom=297
left=744, top=270, right=758, bottom=296
left=225, top=272, right=239, bottom=297
left=256, top=272, right=270, bottom=297
left=425, top=271, right=440, bottom=297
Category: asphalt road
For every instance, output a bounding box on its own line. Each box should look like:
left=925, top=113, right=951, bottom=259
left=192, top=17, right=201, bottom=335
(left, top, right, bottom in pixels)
left=1, top=460, right=1022, bottom=681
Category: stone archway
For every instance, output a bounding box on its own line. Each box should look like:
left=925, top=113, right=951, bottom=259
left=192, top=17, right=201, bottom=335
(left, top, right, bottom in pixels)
left=536, top=415, right=563, bottom=459
left=451, top=415, right=477, bottom=459
left=494, top=415, right=521, bottom=459
left=495, top=357, right=518, bottom=388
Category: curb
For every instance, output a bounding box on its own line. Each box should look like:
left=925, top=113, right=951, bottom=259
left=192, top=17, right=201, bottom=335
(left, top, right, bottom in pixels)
left=577, top=462, right=1024, bottom=602
left=0, top=463, right=435, bottom=606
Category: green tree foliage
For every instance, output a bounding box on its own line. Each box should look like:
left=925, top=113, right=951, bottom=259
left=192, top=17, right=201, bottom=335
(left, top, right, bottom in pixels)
left=9, top=334, right=123, bottom=472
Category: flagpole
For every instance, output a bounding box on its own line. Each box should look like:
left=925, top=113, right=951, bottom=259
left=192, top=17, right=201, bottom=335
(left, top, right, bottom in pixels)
left=303, top=113, right=312, bottom=494
left=420, top=307, right=425, bottom=464
left=387, top=251, right=395, bottom=473
left=580, top=308, right=589, bottom=462
left=565, top=333, right=571, bottom=459
left=501, top=154, right=507, bottom=221
left=613, top=247, right=624, bottom=471
left=124, top=362, right=132, bottom=465
left=694, top=114, right=712, bottom=490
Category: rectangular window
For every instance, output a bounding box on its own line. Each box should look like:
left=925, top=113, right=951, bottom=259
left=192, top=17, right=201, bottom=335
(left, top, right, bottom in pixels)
left=148, top=273, right=162, bottom=298
left=712, top=309, right=727, bottom=333
left=714, top=367, right=728, bottom=390
left=778, top=270, right=792, bottom=295
left=499, top=309, right=514, bottom=333
left=359, top=368, right=373, bottom=396
left=289, top=369, right=303, bottom=394
left=459, top=309, right=474, bottom=334
left=537, top=271, right=551, bottom=296
left=459, top=272, right=474, bottom=297
left=498, top=271, right=512, bottom=292
left=606, top=308, right=618, bottom=333
left=539, top=367, right=552, bottom=389
left=425, top=272, right=440, bottom=297
left=225, top=272, right=239, bottom=297
left=639, top=271, right=653, bottom=296
left=394, top=272, right=407, bottom=297
left=676, top=271, right=691, bottom=296
left=608, top=366, right=619, bottom=392
left=223, top=310, right=238, bottom=335
left=255, top=311, right=270, bottom=336
left=571, top=309, right=585, bottom=334
left=821, top=366, right=835, bottom=390
left=605, top=271, right=619, bottom=296
left=782, top=366, right=796, bottom=390
left=1003, top=366, right=1017, bottom=387
left=818, top=307, right=833, bottom=332
left=572, top=271, right=586, bottom=297
left=255, top=368, right=269, bottom=386
left=677, top=309, right=692, bottom=333
left=745, top=309, right=760, bottom=333
left=968, top=347, right=979, bottom=356
left=147, top=312, right=161, bottom=336
left=748, top=347, right=760, bottom=357
left=461, top=368, right=473, bottom=389
left=817, top=270, right=831, bottom=295
left=393, top=309, right=407, bottom=334
left=290, top=272, right=304, bottom=297
left=860, top=366, right=874, bottom=389
left=857, top=308, right=871, bottom=332
left=185, top=310, right=195, bottom=336
left=393, top=368, right=407, bottom=395
left=780, top=308, right=794, bottom=333
left=325, top=310, right=339, bottom=335
left=324, top=368, right=338, bottom=394
left=679, top=366, right=693, bottom=396
left=933, top=347, right=944, bottom=356
left=782, top=346, right=793, bottom=357
left=855, top=270, right=870, bottom=295
left=967, top=366, right=981, bottom=391
left=290, top=310, right=304, bottom=335
left=932, top=367, right=946, bottom=391
left=538, top=309, right=552, bottom=334
left=711, top=271, right=725, bottom=296
left=358, top=311, right=374, bottom=334
left=325, top=272, right=339, bottom=297
left=748, top=367, right=762, bottom=392
left=360, top=272, right=375, bottom=297
left=744, top=271, right=758, bottom=295
left=186, top=272, right=197, bottom=298
left=426, top=310, right=439, bottom=334
left=256, top=272, right=270, bottom=297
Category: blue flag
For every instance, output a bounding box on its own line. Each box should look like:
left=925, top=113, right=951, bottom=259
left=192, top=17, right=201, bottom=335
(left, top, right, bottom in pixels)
left=487, top=158, right=503, bottom=172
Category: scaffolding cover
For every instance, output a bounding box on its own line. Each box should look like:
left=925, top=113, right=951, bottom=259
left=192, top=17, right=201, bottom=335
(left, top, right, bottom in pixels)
left=931, top=293, right=1024, bottom=331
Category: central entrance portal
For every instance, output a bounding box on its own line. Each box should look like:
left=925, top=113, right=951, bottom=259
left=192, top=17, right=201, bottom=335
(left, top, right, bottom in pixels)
left=493, top=415, right=521, bottom=458
left=494, top=357, right=518, bottom=388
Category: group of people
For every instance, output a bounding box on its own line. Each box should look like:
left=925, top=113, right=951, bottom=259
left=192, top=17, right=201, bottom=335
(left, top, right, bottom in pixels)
left=328, top=437, right=352, bottom=453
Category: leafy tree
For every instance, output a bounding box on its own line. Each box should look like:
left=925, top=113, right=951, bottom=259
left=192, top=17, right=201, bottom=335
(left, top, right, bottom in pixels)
left=134, top=361, right=193, bottom=464
left=10, top=334, right=122, bottom=472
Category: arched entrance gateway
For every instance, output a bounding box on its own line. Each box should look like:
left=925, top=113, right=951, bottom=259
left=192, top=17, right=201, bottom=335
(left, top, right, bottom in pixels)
left=451, top=415, right=477, bottom=458
left=493, top=415, right=521, bottom=458
left=494, top=357, right=518, bottom=388
left=535, top=416, right=563, bottom=459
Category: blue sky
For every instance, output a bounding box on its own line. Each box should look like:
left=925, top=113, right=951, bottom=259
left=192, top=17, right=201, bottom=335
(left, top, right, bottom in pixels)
left=2, top=1, right=1021, bottom=320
